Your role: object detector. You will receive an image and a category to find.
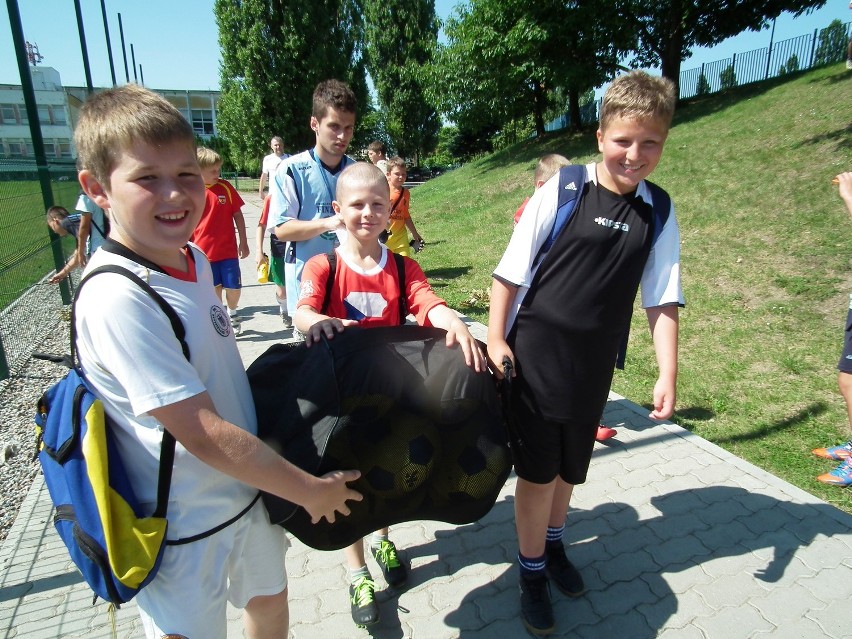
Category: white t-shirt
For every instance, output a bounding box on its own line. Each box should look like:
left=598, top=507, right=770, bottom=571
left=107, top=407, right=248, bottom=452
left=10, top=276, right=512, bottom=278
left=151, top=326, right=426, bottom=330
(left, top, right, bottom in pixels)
left=75, top=244, right=257, bottom=540
left=75, top=193, right=108, bottom=255
left=262, top=152, right=289, bottom=179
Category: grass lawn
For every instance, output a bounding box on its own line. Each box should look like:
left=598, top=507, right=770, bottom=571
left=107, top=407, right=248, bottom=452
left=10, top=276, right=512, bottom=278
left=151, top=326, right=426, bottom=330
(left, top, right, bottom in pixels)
left=410, top=63, right=852, bottom=513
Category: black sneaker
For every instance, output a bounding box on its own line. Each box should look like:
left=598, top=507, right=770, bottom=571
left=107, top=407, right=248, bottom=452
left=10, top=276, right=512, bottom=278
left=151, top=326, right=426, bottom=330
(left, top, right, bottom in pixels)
left=519, top=574, right=554, bottom=635
left=349, top=576, right=379, bottom=627
left=545, top=545, right=585, bottom=597
left=371, top=540, right=407, bottom=587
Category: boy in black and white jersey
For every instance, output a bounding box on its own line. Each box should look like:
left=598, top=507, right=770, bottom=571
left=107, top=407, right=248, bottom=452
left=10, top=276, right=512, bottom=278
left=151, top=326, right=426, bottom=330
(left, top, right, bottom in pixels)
left=487, top=70, right=684, bottom=636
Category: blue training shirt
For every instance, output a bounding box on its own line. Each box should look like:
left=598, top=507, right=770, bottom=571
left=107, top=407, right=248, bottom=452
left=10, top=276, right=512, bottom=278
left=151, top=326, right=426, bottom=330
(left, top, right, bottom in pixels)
left=268, top=149, right=354, bottom=315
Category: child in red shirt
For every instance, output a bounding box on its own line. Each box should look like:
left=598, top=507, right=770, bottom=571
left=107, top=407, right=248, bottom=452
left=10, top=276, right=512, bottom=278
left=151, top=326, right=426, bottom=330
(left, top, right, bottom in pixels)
left=192, top=147, right=249, bottom=333
left=295, top=162, right=485, bottom=628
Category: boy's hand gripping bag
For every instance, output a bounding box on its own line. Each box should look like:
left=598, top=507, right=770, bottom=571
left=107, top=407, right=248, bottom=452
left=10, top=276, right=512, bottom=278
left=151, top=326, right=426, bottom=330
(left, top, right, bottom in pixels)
left=247, top=325, right=512, bottom=551
left=35, top=368, right=170, bottom=606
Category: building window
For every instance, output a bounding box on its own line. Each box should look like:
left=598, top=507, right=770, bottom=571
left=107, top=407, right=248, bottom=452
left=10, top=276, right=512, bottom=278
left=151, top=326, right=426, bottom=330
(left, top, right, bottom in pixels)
left=44, top=140, right=58, bottom=158
left=0, top=104, right=17, bottom=124
left=53, top=106, right=67, bottom=125
left=191, top=109, right=214, bottom=136
left=37, top=105, right=51, bottom=124
left=17, top=105, right=28, bottom=125
left=58, top=138, right=72, bottom=158
left=6, top=139, right=25, bottom=157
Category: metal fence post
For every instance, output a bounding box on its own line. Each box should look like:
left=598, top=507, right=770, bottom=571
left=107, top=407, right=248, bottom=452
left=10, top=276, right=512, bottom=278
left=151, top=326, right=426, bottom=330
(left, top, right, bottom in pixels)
left=809, top=29, right=818, bottom=68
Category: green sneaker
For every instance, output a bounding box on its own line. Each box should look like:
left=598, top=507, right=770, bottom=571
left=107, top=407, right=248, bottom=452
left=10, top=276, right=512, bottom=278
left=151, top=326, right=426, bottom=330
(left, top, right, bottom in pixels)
left=371, top=540, right=407, bottom=587
left=349, top=576, right=379, bottom=627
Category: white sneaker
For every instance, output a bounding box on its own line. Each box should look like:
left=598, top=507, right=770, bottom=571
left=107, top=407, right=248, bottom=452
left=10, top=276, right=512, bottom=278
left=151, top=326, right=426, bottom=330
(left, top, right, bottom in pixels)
left=229, top=312, right=242, bottom=336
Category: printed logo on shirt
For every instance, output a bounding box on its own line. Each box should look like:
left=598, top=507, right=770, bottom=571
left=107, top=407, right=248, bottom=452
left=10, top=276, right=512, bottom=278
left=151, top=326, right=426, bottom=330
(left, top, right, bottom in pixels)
left=594, top=217, right=630, bottom=232
left=343, top=292, right=388, bottom=321
left=210, top=305, right=231, bottom=337
left=564, top=181, right=578, bottom=191
left=218, top=195, right=227, bottom=205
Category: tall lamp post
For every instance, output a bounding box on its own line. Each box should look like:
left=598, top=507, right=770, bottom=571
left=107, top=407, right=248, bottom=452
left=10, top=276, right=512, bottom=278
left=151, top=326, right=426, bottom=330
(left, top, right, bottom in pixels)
left=764, top=17, right=777, bottom=80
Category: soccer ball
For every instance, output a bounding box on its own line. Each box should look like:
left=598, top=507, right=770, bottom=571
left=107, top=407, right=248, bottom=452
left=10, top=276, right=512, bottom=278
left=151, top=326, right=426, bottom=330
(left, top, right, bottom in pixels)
left=343, top=408, right=439, bottom=497
left=431, top=408, right=512, bottom=503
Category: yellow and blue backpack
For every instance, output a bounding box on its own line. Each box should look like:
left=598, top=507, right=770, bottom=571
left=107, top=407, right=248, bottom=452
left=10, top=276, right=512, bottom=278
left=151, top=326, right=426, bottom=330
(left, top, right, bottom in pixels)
left=34, top=265, right=187, bottom=606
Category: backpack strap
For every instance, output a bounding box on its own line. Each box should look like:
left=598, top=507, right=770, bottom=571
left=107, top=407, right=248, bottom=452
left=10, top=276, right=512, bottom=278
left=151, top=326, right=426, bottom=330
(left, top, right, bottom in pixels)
left=613, top=180, right=672, bottom=370
left=645, top=180, right=671, bottom=244
left=392, top=252, right=407, bottom=324
left=533, top=164, right=587, bottom=268
left=322, top=251, right=337, bottom=316
left=70, top=264, right=189, bottom=520
left=322, top=250, right=408, bottom=325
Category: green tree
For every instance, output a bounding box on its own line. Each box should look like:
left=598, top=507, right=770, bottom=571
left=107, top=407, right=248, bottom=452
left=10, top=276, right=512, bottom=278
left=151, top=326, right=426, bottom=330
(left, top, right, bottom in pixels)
left=719, top=64, right=737, bottom=90
left=214, top=0, right=369, bottom=172
left=363, top=0, right=441, bottom=162
left=422, top=125, right=459, bottom=169
left=779, top=53, right=800, bottom=74
left=695, top=72, right=711, bottom=96
left=814, top=19, right=849, bottom=66
left=431, top=0, right=632, bottom=138
left=626, top=0, right=827, bottom=94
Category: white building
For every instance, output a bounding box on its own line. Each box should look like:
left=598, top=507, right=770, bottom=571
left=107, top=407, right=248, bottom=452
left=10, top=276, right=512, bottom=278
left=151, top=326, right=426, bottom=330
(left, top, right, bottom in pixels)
left=0, top=66, right=220, bottom=162
left=0, top=67, right=73, bottom=161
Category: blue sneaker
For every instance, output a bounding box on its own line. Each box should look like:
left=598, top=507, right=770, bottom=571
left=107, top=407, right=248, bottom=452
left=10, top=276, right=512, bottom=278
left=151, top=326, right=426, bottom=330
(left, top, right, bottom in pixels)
left=817, top=458, right=852, bottom=487
left=812, top=441, right=852, bottom=460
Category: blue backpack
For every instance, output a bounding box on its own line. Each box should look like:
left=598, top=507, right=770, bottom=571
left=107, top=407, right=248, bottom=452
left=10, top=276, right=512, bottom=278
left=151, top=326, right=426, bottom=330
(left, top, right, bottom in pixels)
left=533, top=165, right=672, bottom=368
left=34, top=265, right=187, bottom=606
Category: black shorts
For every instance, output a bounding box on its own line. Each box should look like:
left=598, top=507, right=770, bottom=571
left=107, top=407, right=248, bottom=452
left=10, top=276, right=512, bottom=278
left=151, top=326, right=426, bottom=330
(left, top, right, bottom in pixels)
left=839, top=299, right=852, bottom=374
left=508, top=397, right=599, bottom=485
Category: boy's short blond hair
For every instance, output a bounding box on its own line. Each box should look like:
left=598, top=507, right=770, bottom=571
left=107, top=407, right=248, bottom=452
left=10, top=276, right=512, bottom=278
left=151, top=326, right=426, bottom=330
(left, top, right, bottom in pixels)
left=385, top=156, right=406, bottom=174
left=599, top=70, right=676, bottom=132
left=196, top=146, right=222, bottom=168
left=74, top=84, right=195, bottom=189
left=336, top=162, right=390, bottom=202
left=534, top=154, right=570, bottom=185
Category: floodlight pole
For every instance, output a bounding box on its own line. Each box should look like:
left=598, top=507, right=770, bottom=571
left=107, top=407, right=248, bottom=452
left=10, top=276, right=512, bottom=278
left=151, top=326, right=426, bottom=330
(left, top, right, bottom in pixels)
left=100, top=0, right=117, bottom=86
left=131, top=43, right=138, bottom=83
left=73, top=0, right=94, bottom=94
left=118, top=12, right=129, bottom=82
left=4, top=0, right=71, bottom=316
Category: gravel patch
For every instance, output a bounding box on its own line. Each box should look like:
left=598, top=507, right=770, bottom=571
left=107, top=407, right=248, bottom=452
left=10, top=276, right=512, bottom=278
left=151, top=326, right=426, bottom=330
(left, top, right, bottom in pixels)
left=0, top=320, right=70, bottom=545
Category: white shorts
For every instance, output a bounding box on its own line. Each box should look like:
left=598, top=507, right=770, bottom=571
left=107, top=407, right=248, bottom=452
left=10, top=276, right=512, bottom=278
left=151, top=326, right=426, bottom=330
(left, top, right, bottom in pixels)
left=136, top=500, right=290, bottom=639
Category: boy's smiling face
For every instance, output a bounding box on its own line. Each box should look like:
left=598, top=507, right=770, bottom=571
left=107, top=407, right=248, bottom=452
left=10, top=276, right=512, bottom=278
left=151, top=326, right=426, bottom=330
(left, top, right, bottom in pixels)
left=333, top=180, right=390, bottom=242
left=79, top=139, right=206, bottom=267
left=596, top=115, right=668, bottom=194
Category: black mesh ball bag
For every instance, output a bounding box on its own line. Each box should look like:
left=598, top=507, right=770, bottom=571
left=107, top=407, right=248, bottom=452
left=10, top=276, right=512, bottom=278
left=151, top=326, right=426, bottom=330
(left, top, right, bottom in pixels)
left=247, top=325, right=512, bottom=551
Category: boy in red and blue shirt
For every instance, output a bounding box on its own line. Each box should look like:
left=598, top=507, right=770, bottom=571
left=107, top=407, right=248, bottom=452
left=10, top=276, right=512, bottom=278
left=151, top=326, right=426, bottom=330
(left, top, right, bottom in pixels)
left=192, top=147, right=250, bottom=334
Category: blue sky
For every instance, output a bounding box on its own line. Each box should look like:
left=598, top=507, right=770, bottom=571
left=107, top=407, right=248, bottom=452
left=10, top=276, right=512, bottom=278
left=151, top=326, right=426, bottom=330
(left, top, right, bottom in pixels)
left=0, top=1, right=849, bottom=91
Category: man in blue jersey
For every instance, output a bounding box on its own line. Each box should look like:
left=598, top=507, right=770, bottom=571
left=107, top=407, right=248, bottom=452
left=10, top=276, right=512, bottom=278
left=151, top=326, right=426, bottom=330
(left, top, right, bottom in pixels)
left=268, top=80, right=357, bottom=321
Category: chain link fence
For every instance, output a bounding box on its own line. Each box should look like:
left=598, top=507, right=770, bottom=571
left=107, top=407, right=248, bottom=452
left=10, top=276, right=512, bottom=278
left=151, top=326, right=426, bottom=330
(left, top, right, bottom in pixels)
left=0, top=159, right=81, bottom=379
